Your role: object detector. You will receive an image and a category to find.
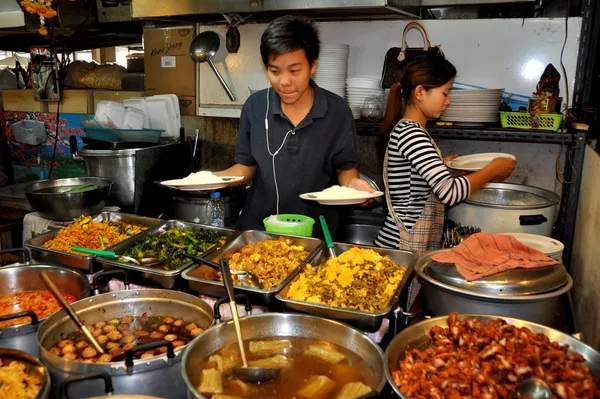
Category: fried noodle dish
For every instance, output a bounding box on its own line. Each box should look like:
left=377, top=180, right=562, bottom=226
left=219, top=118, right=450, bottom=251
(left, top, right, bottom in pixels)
left=285, top=247, right=406, bottom=312
left=393, top=312, right=600, bottom=399
left=43, top=216, right=147, bottom=254
left=223, top=237, right=310, bottom=289
left=0, top=359, right=43, bottom=399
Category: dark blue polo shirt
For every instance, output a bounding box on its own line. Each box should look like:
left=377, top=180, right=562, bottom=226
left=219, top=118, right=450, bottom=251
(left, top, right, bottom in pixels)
left=234, top=81, right=359, bottom=238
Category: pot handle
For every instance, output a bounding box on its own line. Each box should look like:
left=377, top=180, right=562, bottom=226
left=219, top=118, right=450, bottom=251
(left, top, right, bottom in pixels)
left=0, top=310, right=38, bottom=331
left=59, top=371, right=114, bottom=399
left=69, top=135, right=83, bottom=162
left=519, top=214, right=548, bottom=226
left=125, top=340, right=175, bottom=374
left=0, top=248, right=30, bottom=265
left=91, top=270, right=129, bottom=295
left=214, top=294, right=252, bottom=323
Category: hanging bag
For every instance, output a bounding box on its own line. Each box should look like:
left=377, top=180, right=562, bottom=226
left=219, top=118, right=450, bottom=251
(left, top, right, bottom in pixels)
left=380, top=21, right=443, bottom=89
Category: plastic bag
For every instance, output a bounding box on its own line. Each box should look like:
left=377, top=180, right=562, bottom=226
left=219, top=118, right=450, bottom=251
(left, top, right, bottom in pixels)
left=80, top=64, right=126, bottom=90
left=361, top=95, right=385, bottom=122
left=64, top=60, right=98, bottom=89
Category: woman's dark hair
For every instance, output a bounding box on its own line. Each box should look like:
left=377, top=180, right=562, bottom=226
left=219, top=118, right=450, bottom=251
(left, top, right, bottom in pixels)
left=260, top=15, right=320, bottom=67
left=378, top=51, right=456, bottom=164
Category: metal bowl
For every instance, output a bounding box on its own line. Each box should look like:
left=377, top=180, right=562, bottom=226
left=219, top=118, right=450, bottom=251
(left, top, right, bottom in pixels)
left=0, top=347, right=51, bottom=399
left=182, top=313, right=387, bottom=398
left=25, top=177, right=113, bottom=220
left=384, top=314, right=600, bottom=398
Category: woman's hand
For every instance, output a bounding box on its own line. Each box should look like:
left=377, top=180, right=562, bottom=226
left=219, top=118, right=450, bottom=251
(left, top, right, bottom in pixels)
left=444, top=154, right=469, bottom=177
left=489, top=157, right=516, bottom=182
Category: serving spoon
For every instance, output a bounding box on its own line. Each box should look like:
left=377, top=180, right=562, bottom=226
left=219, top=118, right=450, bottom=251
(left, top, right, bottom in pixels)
left=71, top=247, right=160, bottom=267
left=184, top=254, right=262, bottom=289
left=220, top=259, right=280, bottom=383
left=509, top=378, right=552, bottom=399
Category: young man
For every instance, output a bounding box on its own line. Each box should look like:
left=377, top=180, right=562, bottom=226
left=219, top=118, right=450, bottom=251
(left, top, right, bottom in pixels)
left=217, top=15, right=372, bottom=237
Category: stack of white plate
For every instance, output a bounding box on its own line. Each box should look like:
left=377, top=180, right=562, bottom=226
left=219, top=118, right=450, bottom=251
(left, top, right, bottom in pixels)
left=440, top=88, right=504, bottom=124
left=504, top=233, right=565, bottom=263
left=313, top=44, right=349, bottom=99
left=347, top=77, right=383, bottom=120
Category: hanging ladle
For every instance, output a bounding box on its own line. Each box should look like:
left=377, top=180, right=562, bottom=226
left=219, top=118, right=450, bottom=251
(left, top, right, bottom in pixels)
left=220, top=258, right=280, bottom=383
left=509, top=378, right=552, bottom=399
left=189, top=31, right=236, bottom=101
left=183, top=254, right=262, bottom=289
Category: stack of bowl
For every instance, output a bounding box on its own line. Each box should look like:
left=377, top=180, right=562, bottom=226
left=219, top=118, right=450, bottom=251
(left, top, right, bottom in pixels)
left=313, top=44, right=349, bottom=99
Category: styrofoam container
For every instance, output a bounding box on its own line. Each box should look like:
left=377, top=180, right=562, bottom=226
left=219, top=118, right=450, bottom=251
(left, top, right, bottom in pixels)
left=152, top=94, right=181, bottom=130
left=95, top=101, right=125, bottom=127
left=122, top=107, right=145, bottom=129
left=123, top=97, right=150, bottom=129
left=146, top=95, right=180, bottom=139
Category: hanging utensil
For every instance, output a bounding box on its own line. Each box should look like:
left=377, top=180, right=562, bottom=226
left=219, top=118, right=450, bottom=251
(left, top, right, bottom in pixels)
left=189, top=31, right=236, bottom=101
left=40, top=271, right=105, bottom=354
left=319, top=215, right=337, bottom=258
left=71, top=247, right=160, bottom=267
left=509, top=378, right=552, bottom=399
left=221, top=259, right=280, bottom=383
left=183, top=254, right=262, bottom=289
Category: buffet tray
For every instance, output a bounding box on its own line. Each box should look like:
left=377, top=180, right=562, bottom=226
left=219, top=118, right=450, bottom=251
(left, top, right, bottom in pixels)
left=182, top=230, right=323, bottom=306
left=96, top=220, right=238, bottom=289
left=276, top=243, right=416, bottom=332
left=25, top=212, right=162, bottom=273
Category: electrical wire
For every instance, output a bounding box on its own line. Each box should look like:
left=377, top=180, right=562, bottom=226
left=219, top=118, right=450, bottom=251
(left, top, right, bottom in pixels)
left=47, top=18, right=61, bottom=180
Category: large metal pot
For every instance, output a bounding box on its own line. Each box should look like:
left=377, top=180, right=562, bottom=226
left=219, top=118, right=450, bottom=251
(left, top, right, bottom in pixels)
left=447, top=183, right=560, bottom=236
left=169, top=185, right=247, bottom=225
left=24, top=177, right=112, bottom=221
left=414, top=249, right=572, bottom=326
left=0, top=347, right=52, bottom=399
left=37, top=289, right=214, bottom=399
left=384, top=314, right=600, bottom=398
left=182, top=313, right=387, bottom=398
left=0, top=263, right=90, bottom=358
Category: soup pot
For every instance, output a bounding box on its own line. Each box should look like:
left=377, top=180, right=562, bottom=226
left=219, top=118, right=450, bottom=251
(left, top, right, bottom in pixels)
left=37, top=289, right=214, bottom=399
left=0, top=257, right=90, bottom=358
left=0, top=347, right=52, bottom=399
left=182, top=313, right=387, bottom=399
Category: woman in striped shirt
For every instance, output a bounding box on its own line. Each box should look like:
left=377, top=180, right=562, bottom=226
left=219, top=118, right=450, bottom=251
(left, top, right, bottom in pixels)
left=374, top=53, right=515, bottom=306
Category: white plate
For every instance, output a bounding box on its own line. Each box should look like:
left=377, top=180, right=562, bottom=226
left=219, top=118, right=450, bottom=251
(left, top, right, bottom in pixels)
left=300, top=191, right=384, bottom=205
left=501, top=233, right=564, bottom=255
left=445, top=153, right=515, bottom=171
left=161, top=176, right=243, bottom=190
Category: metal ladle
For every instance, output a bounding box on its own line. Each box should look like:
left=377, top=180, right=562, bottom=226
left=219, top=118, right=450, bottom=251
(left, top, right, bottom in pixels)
left=189, top=31, right=236, bottom=101
left=221, top=258, right=280, bottom=383
left=509, top=378, right=552, bottom=399
left=184, top=254, right=262, bottom=289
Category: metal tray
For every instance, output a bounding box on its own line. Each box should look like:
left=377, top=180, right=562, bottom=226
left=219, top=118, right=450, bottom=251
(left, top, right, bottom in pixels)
left=25, top=212, right=162, bottom=273
left=182, top=230, right=323, bottom=306
left=97, top=220, right=238, bottom=289
left=276, top=243, right=416, bottom=332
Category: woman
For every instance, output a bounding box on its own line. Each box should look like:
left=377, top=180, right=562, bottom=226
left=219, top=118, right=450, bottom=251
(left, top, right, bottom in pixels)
left=374, top=52, right=516, bottom=306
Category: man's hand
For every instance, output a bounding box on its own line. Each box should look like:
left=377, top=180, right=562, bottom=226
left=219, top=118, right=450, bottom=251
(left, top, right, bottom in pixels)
left=347, top=177, right=376, bottom=206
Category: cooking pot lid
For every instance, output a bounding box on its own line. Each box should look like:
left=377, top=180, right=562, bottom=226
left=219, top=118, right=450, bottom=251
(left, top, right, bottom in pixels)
left=420, top=252, right=570, bottom=296
left=465, top=183, right=559, bottom=209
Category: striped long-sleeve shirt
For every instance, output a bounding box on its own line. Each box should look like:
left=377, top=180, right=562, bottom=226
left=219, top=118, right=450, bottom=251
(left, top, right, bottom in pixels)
left=374, top=120, right=471, bottom=249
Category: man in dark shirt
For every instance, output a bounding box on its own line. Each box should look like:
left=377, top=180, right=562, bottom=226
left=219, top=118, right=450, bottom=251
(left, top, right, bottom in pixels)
left=216, top=15, right=372, bottom=237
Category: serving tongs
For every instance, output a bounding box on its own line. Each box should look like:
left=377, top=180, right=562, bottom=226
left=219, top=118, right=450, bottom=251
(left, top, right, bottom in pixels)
left=183, top=254, right=262, bottom=289
left=71, top=247, right=160, bottom=267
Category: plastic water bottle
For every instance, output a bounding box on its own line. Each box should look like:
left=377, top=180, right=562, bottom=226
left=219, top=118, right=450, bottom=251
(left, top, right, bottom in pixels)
left=206, top=192, right=225, bottom=227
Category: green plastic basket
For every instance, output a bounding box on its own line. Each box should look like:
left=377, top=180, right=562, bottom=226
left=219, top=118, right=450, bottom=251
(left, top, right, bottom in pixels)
left=263, top=214, right=315, bottom=237
left=499, top=111, right=564, bottom=131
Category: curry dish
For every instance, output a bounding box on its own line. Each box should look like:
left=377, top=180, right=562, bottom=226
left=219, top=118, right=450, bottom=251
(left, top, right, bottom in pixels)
left=393, top=313, right=600, bottom=399
left=0, top=291, right=77, bottom=328
left=197, top=337, right=377, bottom=399
left=284, top=247, right=407, bottom=312
left=0, top=358, right=43, bottom=399
left=43, top=215, right=147, bottom=255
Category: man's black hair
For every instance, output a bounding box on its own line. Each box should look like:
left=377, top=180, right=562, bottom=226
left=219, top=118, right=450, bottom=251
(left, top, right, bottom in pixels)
left=260, top=15, right=320, bottom=67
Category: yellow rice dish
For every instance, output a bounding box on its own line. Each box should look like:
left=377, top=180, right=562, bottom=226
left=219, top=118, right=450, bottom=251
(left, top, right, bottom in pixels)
left=0, top=359, right=43, bottom=399
left=284, top=247, right=407, bottom=312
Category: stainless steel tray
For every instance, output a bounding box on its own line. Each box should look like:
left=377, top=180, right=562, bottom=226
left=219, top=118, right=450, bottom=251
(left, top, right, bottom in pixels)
left=25, top=212, right=162, bottom=273
left=276, top=243, right=416, bottom=332
left=182, top=230, right=323, bottom=306
left=97, top=220, right=238, bottom=289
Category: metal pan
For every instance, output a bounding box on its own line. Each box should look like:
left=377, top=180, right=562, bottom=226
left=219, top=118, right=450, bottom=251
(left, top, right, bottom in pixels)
left=97, top=220, right=238, bottom=289
left=384, top=314, right=600, bottom=398
left=276, top=243, right=416, bottom=332
left=182, top=230, right=323, bottom=306
left=25, top=212, right=162, bottom=273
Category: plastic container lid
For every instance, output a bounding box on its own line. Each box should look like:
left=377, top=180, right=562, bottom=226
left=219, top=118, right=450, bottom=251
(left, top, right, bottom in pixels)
left=210, top=192, right=220, bottom=199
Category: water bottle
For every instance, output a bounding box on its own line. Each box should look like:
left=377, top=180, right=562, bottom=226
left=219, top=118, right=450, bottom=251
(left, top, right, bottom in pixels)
left=206, top=192, right=225, bottom=227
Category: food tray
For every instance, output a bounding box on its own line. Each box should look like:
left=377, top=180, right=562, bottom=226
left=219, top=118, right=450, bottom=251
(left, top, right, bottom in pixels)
left=182, top=230, right=323, bottom=306
left=25, top=212, right=162, bottom=273
left=276, top=243, right=416, bottom=332
left=97, top=220, right=238, bottom=289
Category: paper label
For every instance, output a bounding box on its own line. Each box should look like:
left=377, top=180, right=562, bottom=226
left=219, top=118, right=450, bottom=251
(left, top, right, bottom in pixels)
left=161, top=56, right=177, bottom=68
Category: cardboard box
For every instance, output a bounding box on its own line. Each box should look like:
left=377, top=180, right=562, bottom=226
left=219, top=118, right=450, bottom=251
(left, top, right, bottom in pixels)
left=1, top=89, right=42, bottom=112
left=91, top=90, right=145, bottom=113
left=178, top=96, right=196, bottom=116
left=144, top=26, right=196, bottom=97
left=44, top=90, right=93, bottom=114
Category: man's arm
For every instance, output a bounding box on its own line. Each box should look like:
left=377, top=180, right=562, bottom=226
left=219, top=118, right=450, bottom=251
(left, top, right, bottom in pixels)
left=214, top=164, right=256, bottom=186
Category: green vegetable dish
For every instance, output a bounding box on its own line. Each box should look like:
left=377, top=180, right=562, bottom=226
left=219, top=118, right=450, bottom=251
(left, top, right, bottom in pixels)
left=123, top=227, right=228, bottom=271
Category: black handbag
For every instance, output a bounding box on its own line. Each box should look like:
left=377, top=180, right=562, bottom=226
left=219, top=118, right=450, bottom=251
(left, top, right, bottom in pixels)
left=380, top=21, right=443, bottom=89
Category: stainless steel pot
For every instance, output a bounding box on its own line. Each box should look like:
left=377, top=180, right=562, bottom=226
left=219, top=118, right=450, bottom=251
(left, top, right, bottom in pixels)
left=37, top=289, right=214, bottom=399
left=0, top=347, right=52, bottom=399
left=182, top=313, right=387, bottom=399
left=447, top=183, right=560, bottom=237
left=24, top=177, right=112, bottom=221
left=415, top=249, right=572, bottom=326
left=0, top=263, right=90, bottom=358
left=384, top=314, right=600, bottom=398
